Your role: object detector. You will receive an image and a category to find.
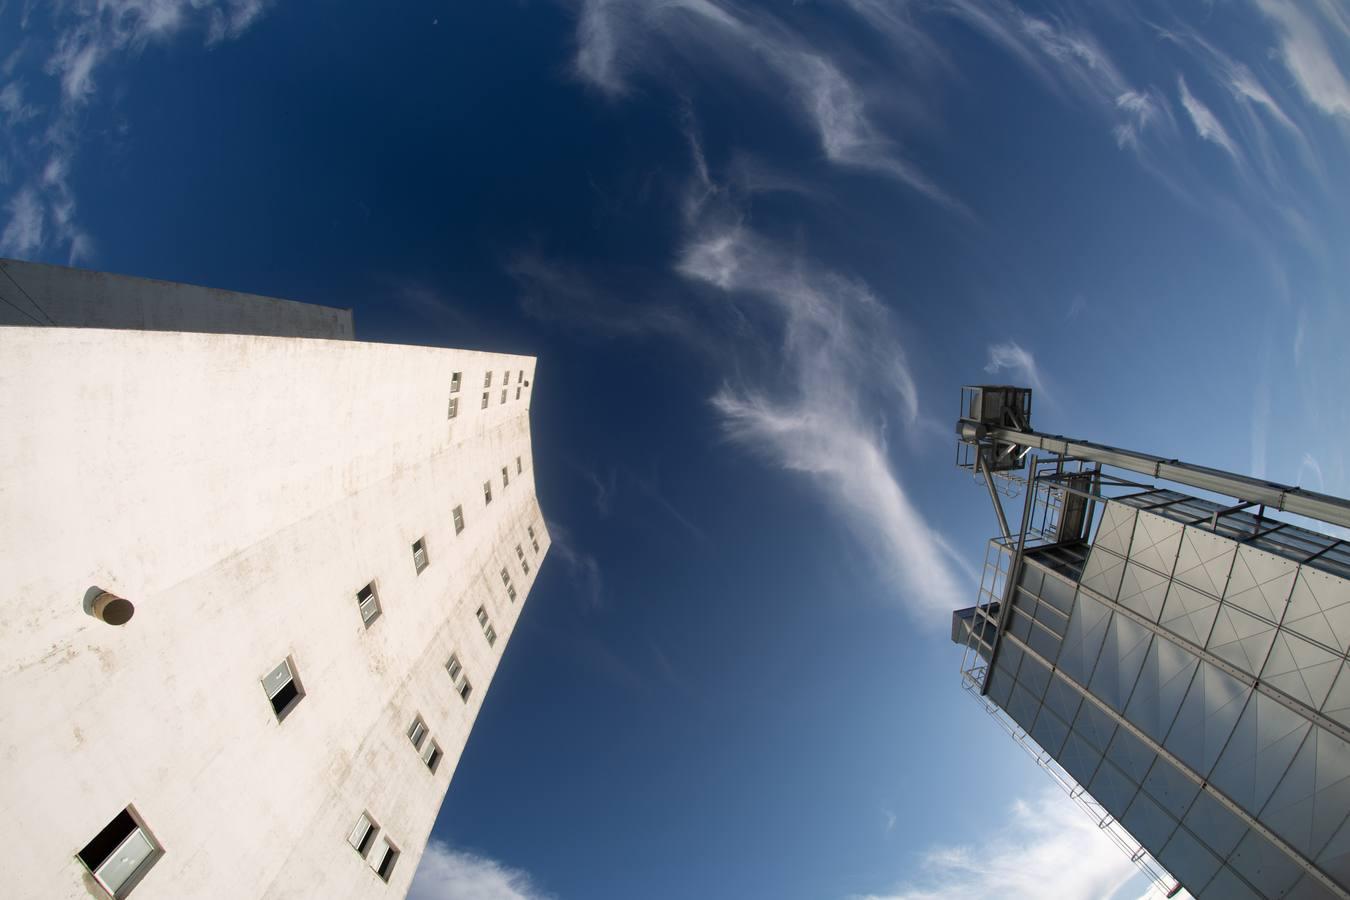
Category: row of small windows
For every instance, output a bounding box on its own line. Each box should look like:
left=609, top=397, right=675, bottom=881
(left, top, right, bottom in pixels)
left=348, top=812, right=400, bottom=883
left=484, top=457, right=526, bottom=506
left=447, top=369, right=531, bottom=419
left=80, top=513, right=540, bottom=897
left=406, top=715, right=443, bottom=772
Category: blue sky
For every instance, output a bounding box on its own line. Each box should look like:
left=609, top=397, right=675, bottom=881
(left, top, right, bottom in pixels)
left=3, top=1, right=1349, bottom=898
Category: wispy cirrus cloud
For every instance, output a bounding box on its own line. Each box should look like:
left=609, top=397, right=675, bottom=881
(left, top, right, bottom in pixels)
left=408, top=841, right=552, bottom=900
left=1255, top=0, right=1350, bottom=122
left=571, top=0, right=965, bottom=211
left=546, top=520, right=604, bottom=611
left=1177, top=75, right=1241, bottom=162
left=676, top=169, right=968, bottom=620
left=0, top=0, right=274, bottom=262
left=984, top=341, right=1045, bottom=397
left=852, top=788, right=1154, bottom=900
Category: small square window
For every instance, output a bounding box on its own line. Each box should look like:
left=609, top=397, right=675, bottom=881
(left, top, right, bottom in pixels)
left=484, top=371, right=492, bottom=388
left=407, top=716, right=427, bottom=750
left=453, top=505, right=465, bottom=535
left=348, top=812, right=378, bottom=858
left=445, top=653, right=463, bottom=684
left=371, top=835, right=400, bottom=882
left=500, top=388, right=507, bottom=404
left=483, top=481, right=492, bottom=504
left=357, top=582, right=381, bottom=626
left=507, top=584, right=517, bottom=602
left=515, top=386, right=521, bottom=400
left=517, top=457, right=523, bottom=474
left=262, top=657, right=304, bottom=720
left=502, top=466, right=509, bottom=487
left=476, top=605, right=489, bottom=627
left=501, top=369, right=508, bottom=385
left=485, top=625, right=497, bottom=646
left=481, top=391, right=489, bottom=409
left=459, top=678, right=473, bottom=702
left=412, top=538, right=428, bottom=574
left=447, top=397, right=458, bottom=419
left=518, top=369, right=524, bottom=383
left=450, top=372, right=461, bottom=393
left=516, top=544, right=530, bottom=575
left=422, top=740, right=442, bottom=773
left=78, top=807, right=161, bottom=899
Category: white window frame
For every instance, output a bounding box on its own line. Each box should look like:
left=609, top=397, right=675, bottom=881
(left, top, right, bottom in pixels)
left=412, top=538, right=429, bottom=574
left=453, top=505, right=465, bottom=535
left=450, top=371, right=461, bottom=393
left=481, top=391, right=489, bottom=409
left=370, top=835, right=400, bottom=882
left=447, top=397, right=458, bottom=419
left=262, top=657, right=303, bottom=721
left=421, top=740, right=442, bottom=773
left=483, top=481, right=492, bottom=504
left=348, top=812, right=378, bottom=858
left=502, top=466, right=509, bottom=488
left=78, top=807, right=162, bottom=900
left=357, top=582, right=381, bottom=627
left=407, top=716, right=427, bottom=750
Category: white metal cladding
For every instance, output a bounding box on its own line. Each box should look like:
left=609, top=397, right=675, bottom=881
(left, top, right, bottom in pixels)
left=977, top=492, right=1350, bottom=900
left=0, top=326, right=552, bottom=900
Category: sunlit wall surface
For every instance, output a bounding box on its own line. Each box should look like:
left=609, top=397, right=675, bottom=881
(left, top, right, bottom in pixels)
left=984, top=494, right=1350, bottom=900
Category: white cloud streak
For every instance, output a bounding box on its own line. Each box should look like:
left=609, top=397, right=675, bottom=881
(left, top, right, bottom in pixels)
left=546, top=520, right=604, bottom=610
left=1177, top=75, right=1241, bottom=161
left=408, top=841, right=552, bottom=900
left=983, top=341, right=1045, bottom=396
left=853, top=788, right=1148, bottom=900
left=1256, top=0, right=1350, bottom=121
left=676, top=197, right=967, bottom=620
left=1, top=1, right=273, bottom=263
left=572, top=0, right=964, bottom=211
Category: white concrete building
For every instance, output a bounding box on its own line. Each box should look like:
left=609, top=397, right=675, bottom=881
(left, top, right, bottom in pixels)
left=0, top=260, right=550, bottom=899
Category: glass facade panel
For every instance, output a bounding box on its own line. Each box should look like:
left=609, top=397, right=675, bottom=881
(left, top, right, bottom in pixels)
left=1043, top=674, right=1083, bottom=725
left=1088, top=612, right=1152, bottom=713
left=1210, top=689, right=1310, bottom=817
left=1074, top=699, right=1119, bottom=753
left=1059, top=729, right=1104, bottom=786
left=1285, top=568, right=1350, bottom=656
left=1030, top=706, right=1070, bottom=757
left=1143, top=756, right=1201, bottom=820
left=1017, top=654, right=1052, bottom=700
left=1174, top=525, right=1237, bottom=599
left=1199, top=865, right=1262, bottom=900
left=1094, top=501, right=1138, bottom=557
left=1165, top=661, right=1250, bottom=778
left=1225, top=545, right=1299, bottom=624
left=1323, top=662, right=1350, bottom=730
left=1057, top=590, right=1112, bottom=685
left=1118, top=561, right=1170, bottom=622
left=1026, top=624, right=1062, bottom=666
left=1260, top=725, right=1350, bottom=861
left=1088, top=758, right=1139, bottom=817
left=1006, top=683, right=1040, bottom=732
left=1260, top=631, right=1342, bottom=710
left=1080, top=546, right=1126, bottom=600
left=1206, top=603, right=1279, bottom=679
left=1185, top=790, right=1250, bottom=859
left=1105, top=725, right=1157, bottom=785
left=1129, top=511, right=1183, bottom=576
left=1125, top=632, right=1199, bottom=744
left=1157, top=826, right=1222, bottom=896
left=1121, top=790, right=1178, bottom=855
left=1159, top=581, right=1222, bottom=648
left=1040, top=573, right=1076, bottom=615
left=985, top=665, right=1014, bottom=707
left=1229, top=828, right=1304, bottom=898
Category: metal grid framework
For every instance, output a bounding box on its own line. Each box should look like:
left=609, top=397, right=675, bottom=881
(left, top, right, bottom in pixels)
left=955, top=453, right=1350, bottom=900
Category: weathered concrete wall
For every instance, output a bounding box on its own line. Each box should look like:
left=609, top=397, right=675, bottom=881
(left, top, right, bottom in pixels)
left=0, top=327, right=548, bottom=899
left=0, top=259, right=354, bottom=338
